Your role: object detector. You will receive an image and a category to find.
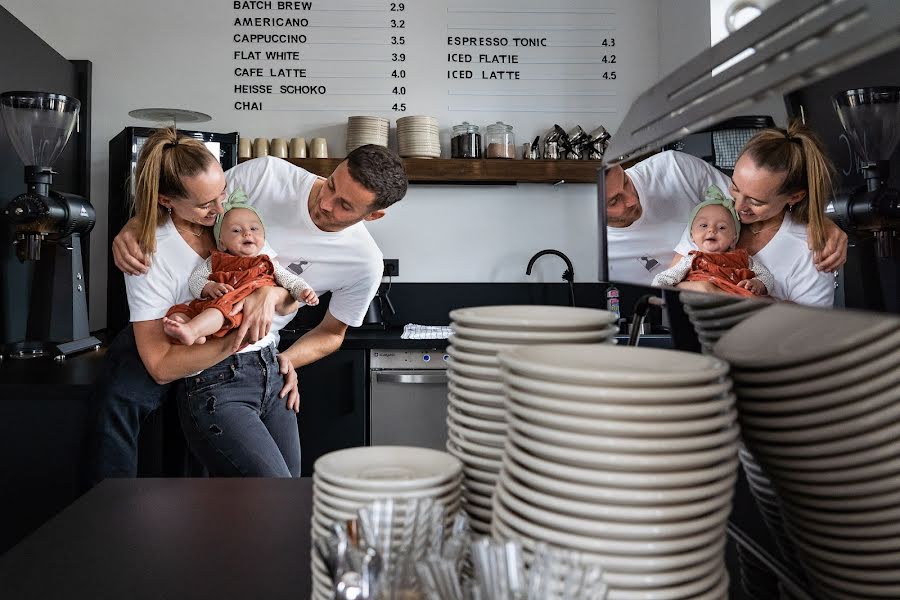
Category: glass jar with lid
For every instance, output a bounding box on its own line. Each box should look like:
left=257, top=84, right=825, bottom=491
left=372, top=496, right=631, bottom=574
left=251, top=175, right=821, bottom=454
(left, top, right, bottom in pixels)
left=451, top=121, right=481, bottom=158
left=485, top=121, right=515, bottom=159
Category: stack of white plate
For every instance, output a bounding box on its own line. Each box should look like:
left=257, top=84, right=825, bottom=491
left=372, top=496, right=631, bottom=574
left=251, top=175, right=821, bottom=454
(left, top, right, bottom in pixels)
left=346, top=115, right=389, bottom=153
left=446, top=305, right=618, bottom=534
left=310, top=446, right=463, bottom=600
left=680, top=292, right=768, bottom=354
left=396, top=115, right=440, bottom=158
left=493, top=344, right=738, bottom=600
left=716, top=303, right=900, bottom=600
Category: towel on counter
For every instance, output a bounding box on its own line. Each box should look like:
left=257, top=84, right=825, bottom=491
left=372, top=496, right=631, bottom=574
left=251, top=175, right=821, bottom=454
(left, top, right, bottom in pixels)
left=401, top=324, right=453, bottom=339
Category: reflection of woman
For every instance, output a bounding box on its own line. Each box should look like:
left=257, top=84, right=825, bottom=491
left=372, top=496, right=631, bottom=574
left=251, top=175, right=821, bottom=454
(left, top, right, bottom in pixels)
left=116, top=127, right=301, bottom=477
left=673, top=121, right=836, bottom=306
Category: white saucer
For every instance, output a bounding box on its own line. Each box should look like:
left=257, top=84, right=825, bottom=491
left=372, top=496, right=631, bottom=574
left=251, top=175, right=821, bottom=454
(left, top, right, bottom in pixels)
left=446, top=403, right=506, bottom=434
left=447, top=370, right=504, bottom=393
left=447, top=380, right=505, bottom=407
left=313, top=446, right=461, bottom=491
left=449, top=305, right=617, bottom=330
left=312, top=472, right=462, bottom=501
left=445, top=344, right=498, bottom=366
left=452, top=322, right=613, bottom=343
left=447, top=392, right=505, bottom=420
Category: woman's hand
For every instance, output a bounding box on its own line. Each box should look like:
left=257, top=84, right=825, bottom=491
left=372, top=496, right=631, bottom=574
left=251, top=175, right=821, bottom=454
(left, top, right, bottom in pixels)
left=231, top=286, right=279, bottom=351
left=277, top=353, right=300, bottom=413
left=813, top=220, right=848, bottom=272
left=112, top=218, right=151, bottom=275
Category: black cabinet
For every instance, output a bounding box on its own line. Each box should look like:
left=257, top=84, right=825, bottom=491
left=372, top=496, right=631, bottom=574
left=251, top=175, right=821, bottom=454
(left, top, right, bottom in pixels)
left=291, top=347, right=368, bottom=477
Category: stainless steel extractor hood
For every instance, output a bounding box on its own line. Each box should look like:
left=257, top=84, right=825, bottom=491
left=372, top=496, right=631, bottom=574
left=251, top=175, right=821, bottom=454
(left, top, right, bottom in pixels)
left=605, top=0, right=900, bottom=164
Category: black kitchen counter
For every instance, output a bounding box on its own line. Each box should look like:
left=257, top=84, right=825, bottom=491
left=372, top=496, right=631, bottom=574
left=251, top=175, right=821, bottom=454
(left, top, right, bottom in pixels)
left=281, top=326, right=450, bottom=351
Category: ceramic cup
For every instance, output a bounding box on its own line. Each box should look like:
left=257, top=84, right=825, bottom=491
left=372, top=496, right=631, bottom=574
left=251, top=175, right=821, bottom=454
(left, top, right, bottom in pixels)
left=270, top=138, right=288, bottom=158
left=309, top=137, right=328, bottom=158
left=238, top=137, right=252, bottom=159
left=252, top=138, right=269, bottom=158
left=290, top=137, right=307, bottom=159
left=725, top=0, right=779, bottom=32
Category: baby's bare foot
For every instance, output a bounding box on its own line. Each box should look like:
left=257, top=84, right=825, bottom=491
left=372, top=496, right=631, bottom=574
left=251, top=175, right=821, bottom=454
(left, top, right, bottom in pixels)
left=163, top=316, right=200, bottom=345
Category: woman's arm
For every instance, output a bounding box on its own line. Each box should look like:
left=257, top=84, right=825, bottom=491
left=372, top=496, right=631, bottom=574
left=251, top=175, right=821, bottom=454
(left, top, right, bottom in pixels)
left=133, top=319, right=236, bottom=384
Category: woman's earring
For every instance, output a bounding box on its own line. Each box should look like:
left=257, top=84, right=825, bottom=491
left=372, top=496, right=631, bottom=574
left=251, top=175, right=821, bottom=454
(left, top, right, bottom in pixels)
left=167, top=206, right=172, bottom=215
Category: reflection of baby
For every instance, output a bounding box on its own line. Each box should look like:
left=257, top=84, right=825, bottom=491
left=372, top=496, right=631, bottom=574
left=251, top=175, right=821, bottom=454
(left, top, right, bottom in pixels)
left=163, top=192, right=319, bottom=345
left=652, top=185, right=774, bottom=297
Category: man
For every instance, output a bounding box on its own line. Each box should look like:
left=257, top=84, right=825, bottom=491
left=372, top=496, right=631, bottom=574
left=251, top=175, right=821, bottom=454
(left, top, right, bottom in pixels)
left=90, top=144, right=407, bottom=483
left=605, top=150, right=847, bottom=286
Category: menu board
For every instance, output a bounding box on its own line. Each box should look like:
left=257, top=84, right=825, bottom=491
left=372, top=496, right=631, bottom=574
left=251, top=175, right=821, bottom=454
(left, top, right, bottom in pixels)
left=227, top=0, right=656, bottom=138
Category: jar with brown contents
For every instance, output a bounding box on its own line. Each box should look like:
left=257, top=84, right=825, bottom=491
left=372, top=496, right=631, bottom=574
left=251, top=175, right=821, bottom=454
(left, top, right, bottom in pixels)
left=485, top=121, right=516, bottom=159
left=451, top=122, right=481, bottom=158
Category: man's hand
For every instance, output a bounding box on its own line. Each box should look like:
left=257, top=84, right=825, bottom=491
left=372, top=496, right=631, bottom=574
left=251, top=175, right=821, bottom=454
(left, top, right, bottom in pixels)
left=277, top=353, right=300, bottom=413
left=231, top=286, right=279, bottom=351
left=738, top=278, right=766, bottom=295
left=203, top=282, right=234, bottom=299
left=112, top=218, right=151, bottom=275
left=813, top=220, right=848, bottom=272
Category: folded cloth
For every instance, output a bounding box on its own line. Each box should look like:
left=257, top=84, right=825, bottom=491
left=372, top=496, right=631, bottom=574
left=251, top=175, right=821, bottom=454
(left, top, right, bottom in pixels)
left=401, top=324, right=453, bottom=339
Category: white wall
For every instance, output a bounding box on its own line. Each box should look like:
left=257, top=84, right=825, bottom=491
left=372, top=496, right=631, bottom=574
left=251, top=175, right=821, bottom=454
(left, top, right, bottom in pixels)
left=4, top=0, right=720, bottom=329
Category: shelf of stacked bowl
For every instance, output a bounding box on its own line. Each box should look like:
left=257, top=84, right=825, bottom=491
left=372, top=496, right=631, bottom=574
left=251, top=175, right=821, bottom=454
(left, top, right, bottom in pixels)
left=238, top=157, right=606, bottom=184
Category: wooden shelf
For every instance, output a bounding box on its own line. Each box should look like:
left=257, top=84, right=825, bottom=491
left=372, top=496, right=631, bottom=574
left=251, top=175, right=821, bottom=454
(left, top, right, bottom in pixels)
left=238, top=157, right=604, bottom=184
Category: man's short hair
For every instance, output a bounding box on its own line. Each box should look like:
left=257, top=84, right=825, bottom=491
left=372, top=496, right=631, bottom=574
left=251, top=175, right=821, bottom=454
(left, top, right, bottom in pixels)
left=345, top=144, right=408, bottom=210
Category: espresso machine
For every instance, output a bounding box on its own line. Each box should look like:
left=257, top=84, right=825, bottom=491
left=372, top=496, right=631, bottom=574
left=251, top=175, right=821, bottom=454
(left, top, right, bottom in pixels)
left=830, top=87, right=900, bottom=313
left=0, top=91, right=100, bottom=358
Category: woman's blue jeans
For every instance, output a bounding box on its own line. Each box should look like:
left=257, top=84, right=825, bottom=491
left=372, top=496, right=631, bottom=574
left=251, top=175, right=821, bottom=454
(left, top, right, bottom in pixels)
left=176, top=344, right=300, bottom=477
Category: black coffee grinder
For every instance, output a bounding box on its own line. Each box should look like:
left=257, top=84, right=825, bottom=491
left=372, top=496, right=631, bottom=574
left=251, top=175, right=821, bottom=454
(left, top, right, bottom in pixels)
left=0, top=91, right=100, bottom=358
left=830, top=87, right=900, bottom=313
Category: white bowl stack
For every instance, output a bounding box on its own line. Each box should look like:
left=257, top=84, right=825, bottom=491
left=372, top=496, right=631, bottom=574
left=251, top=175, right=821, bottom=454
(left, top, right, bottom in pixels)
left=346, top=115, right=389, bottom=153
left=396, top=115, right=440, bottom=158
left=715, top=303, right=900, bottom=600
left=310, top=446, right=463, bottom=600
left=493, top=344, right=738, bottom=600
left=446, top=305, right=618, bottom=534
left=680, top=292, right=769, bottom=354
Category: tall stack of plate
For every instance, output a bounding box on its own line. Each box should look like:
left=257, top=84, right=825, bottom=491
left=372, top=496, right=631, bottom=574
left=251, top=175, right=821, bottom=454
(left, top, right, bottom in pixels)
left=680, top=292, right=769, bottom=354
left=310, top=446, right=463, bottom=600
left=346, top=115, right=389, bottom=153
left=716, top=303, right=900, bottom=600
left=446, top=305, right=618, bottom=534
left=396, top=115, right=440, bottom=158
left=493, top=344, right=738, bottom=600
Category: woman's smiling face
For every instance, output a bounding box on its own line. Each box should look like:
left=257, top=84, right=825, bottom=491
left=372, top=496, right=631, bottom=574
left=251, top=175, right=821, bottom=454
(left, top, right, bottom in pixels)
left=729, top=154, right=803, bottom=224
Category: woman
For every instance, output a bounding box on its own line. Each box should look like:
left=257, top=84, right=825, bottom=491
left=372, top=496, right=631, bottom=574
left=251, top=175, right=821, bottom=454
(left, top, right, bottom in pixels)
left=673, top=121, right=836, bottom=306
left=124, top=127, right=302, bottom=477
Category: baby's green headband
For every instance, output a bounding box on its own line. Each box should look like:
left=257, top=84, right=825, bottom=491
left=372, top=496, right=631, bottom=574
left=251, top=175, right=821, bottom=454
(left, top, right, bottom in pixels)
left=689, top=185, right=741, bottom=233
left=213, top=189, right=265, bottom=245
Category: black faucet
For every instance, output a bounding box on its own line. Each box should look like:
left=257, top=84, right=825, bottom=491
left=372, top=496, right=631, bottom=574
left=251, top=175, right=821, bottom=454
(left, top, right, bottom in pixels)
left=526, top=249, right=575, bottom=307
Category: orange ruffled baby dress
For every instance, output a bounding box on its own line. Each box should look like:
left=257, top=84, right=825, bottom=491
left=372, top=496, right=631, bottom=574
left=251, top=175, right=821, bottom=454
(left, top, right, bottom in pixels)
left=684, top=249, right=757, bottom=297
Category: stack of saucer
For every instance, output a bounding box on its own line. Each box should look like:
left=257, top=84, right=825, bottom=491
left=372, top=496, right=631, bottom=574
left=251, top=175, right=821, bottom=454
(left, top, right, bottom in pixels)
left=310, top=446, right=462, bottom=600
left=493, top=344, right=738, bottom=599
left=716, top=303, right=900, bottom=600
left=396, top=115, right=440, bottom=158
left=346, top=115, right=389, bottom=153
left=680, top=292, right=769, bottom=354
left=446, top=305, right=618, bottom=534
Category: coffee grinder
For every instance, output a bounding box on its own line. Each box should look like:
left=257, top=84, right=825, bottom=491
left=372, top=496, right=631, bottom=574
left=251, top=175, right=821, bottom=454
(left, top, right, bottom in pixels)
left=830, top=86, right=900, bottom=313
left=0, top=91, right=100, bottom=358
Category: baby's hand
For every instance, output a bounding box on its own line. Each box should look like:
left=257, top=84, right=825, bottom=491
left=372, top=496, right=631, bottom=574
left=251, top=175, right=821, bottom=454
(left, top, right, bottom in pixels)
left=203, top=282, right=235, bottom=298
left=738, top=278, right=767, bottom=296
left=301, top=287, right=319, bottom=306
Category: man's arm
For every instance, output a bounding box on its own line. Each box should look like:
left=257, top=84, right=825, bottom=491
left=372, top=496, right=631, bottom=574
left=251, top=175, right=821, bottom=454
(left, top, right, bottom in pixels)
left=812, top=219, right=848, bottom=272
left=133, top=319, right=236, bottom=384
left=231, top=285, right=295, bottom=352
left=280, top=311, right=348, bottom=369
left=112, top=217, right=150, bottom=275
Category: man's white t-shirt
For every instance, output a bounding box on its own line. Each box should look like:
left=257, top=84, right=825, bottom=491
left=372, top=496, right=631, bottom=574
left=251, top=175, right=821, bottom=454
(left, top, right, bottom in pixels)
left=675, top=213, right=834, bottom=307
left=225, top=156, right=383, bottom=327
left=607, top=151, right=731, bottom=285
left=124, top=218, right=294, bottom=353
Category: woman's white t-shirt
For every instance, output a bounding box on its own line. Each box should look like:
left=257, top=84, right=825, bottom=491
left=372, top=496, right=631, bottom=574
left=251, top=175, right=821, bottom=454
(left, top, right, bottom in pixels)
left=674, top=213, right=835, bottom=307
left=124, top=218, right=294, bottom=353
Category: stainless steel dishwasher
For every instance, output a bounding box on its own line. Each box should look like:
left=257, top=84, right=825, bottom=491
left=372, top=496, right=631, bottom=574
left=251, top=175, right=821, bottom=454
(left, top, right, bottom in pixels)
left=369, top=348, right=449, bottom=450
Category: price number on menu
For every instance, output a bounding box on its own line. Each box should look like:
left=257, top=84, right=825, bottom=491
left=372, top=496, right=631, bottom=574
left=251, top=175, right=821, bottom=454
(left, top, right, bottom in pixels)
left=391, top=36, right=405, bottom=45
left=392, top=103, right=407, bottom=112
left=601, top=55, right=616, bottom=64
left=602, top=71, right=617, bottom=80
left=601, top=38, right=615, bottom=47
left=391, top=19, right=405, bottom=28
left=390, top=2, right=404, bottom=10
left=392, top=53, right=406, bottom=62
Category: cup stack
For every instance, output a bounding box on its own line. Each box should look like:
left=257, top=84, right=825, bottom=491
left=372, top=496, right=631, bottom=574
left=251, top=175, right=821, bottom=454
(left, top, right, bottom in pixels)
left=445, top=305, right=618, bottom=534
left=310, top=446, right=462, bottom=600
left=346, top=115, right=389, bottom=153
left=715, top=303, right=900, bottom=600
left=493, top=344, right=738, bottom=599
left=680, top=292, right=769, bottom=354
left=396, top=115, right=440, bottom=158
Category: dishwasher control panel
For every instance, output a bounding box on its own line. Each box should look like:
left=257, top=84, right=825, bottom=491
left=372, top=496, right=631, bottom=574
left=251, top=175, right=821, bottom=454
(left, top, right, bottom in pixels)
left=370, top=348, right=449, bottom=370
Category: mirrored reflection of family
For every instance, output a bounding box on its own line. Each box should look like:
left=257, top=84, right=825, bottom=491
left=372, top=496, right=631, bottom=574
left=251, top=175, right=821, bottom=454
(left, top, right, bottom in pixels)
left=606, top=121, right=848, bottom=308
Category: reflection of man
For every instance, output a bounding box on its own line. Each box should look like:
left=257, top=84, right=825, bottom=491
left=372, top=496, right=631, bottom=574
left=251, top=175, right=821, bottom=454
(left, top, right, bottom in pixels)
left=606, top=151, right=729, bottom=285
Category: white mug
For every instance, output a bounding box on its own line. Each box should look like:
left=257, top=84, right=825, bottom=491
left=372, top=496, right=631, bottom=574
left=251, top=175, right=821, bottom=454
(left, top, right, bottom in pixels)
left=270, top=138, right=288, bottom=158
left=252, top=138, right=269, bottom=158
left=238, top=137, right=252, bottom=159
left=289, top=137, right=307, bottom=159
left=725, top=0, right=780, bottom=33
left=309, top=137, right=328, bottom=159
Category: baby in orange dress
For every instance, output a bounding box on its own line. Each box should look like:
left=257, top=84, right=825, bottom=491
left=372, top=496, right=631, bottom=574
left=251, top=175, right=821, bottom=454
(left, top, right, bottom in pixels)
left=163, top=192, right=319, bottom=345
left=653, top=185, right=774, bottom=297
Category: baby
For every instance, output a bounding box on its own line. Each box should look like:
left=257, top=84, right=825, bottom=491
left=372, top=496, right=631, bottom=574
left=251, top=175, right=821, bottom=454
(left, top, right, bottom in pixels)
left=652, top=185, right=774, bottom=297
left=163, top=191, right=319, bottom=345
